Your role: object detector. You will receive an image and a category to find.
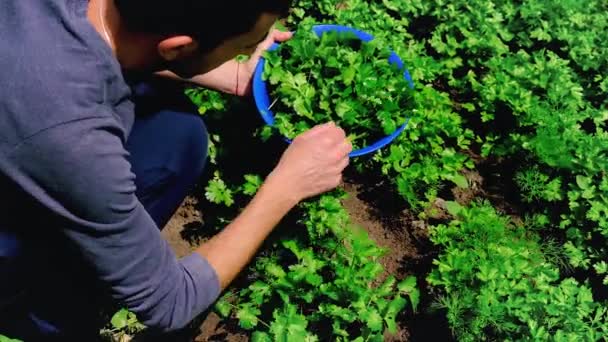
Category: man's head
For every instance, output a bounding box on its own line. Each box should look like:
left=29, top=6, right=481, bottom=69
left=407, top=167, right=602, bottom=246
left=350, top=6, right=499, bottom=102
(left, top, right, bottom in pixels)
left=114, top=0, right=291, bottom=77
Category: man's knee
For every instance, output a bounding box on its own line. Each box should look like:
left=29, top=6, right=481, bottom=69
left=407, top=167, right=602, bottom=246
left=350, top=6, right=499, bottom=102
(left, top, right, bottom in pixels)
left=155, top=110, right=209, bottom=181
left=177, top=113, right=208, bottom=175
left=130, top=110, right=209, bottom=227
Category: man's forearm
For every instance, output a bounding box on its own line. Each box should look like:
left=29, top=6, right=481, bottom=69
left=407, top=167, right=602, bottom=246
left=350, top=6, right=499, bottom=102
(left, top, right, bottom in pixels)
left=156, top=59, right=238, bottom=95
left=195, top=173, right=297, bottom=289
left=188, top=59, right=238, bottom=94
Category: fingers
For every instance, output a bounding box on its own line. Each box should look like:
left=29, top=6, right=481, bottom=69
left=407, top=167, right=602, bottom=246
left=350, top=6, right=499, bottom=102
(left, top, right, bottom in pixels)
left=250, top=34, right=274, bottom=62
left=337, top=156, right=350, bottom=171
left=298, top=122, right=335, bottom=139
left=323, top=124, right=347, bottom=146
left=251, top=30, right=293, bottom=63
left=273, top=30, right=293, bottom=42
left=258, top=31, right=276, bottom=51
left=338, top=140, right=353, bottom=157
left=332, top=174, right=343, bottom=188
left=330, top=146, right=351, bottom=175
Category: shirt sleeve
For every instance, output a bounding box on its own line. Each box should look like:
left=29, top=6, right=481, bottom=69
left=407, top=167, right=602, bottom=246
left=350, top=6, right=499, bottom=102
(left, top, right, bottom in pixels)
left=5, top=116, right=220, bottom=331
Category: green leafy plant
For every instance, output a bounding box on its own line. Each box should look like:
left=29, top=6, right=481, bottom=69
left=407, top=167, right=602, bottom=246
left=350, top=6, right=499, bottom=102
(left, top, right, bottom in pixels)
left=0, top=335, right=22, bottom=342
left=428, top=202, right=608, bottom=341
left=515, top=167, right=563, bottom=203
left=241, top=174, right=264, bottom=196
left=100, top=308, right=146, bottom=341
left=205, top=171, right=235, bottom=207
left=212, top=185, right=419, bottom=340
left=185, top=88, right=228, bottom=115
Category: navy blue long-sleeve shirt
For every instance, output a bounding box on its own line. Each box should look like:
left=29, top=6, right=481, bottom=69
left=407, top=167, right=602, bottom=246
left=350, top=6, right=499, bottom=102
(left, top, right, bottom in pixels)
left=0, top=0, right=220, bottom=331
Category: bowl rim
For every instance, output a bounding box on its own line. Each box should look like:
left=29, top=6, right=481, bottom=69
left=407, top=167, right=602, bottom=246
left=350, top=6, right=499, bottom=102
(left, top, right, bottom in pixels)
left=252, top=24, right=414, bottom=157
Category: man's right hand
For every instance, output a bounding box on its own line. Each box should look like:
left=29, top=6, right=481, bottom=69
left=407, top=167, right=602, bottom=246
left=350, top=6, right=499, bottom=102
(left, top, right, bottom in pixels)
left=267, top=122, right=352, bottom=204
left=197, top=122, right=351, bottom=291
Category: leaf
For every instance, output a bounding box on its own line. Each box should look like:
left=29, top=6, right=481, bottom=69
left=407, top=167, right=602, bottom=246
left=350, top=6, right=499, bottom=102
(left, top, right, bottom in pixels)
left=378, top=110, right=397, bottom=135
left=293, top=97, right=314, bottom=120
left=361, top=309, right=384, bottom=332
left=304, top=334, right=319, bottom=342
left=237, top=305, right=261, bottom=330
left=205, top=172, right=234, bottom=206
left=259, top=125, right=274, bottom=141
left=270, top=305, right=311, bottom=341
left=408, top=288, right=421, bottom=312
left=305, top=273, right=324, bottom=287
left=235, top=54, right=250, bottom=63
left=0, top=335, right=22, bottom=342
left=111, top=309, right=130, bottom=330
left=301, top=290, right=316, bottom=303
left=282, top=239, right=303, bottom=259
left=451, top=174, right=469, bottom=188
left=266, top=262, right=287, bottom=278
left=332, top=321, right=349, bottom=337
left=396, top=276, right=420, bottom=311
left=594, top=261, right=608, bottom=274
left=341, top=66, right=357, bottom=85
left=251, top=332, right=272, bottom=342
left=323, top=304, right=357, bottom=323
left=397, top=276, right=417, bottom=293
left=336, top=101, right=356, bottom=120
left=215, top=298, right=232, bottom=318
left=242, top=174, right=263, bottom=196
left=320, top=283, right=340, bottom=300
left=384, top=296, right=407, bottom=334
left=377, top=275, right=397, bottom=297
left=445, top=201, right=463, bottom=216
left=576, top=175, right=592, bottom=190
left=249, top=281, right=272, bottom=305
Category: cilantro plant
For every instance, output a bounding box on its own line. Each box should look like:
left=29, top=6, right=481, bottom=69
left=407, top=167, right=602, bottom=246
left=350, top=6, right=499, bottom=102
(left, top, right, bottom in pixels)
left=215, top=189, right=420, bottom=340
left=185, top=87, right=228, bottom=115
left=287, top=1, right=475, bottom=209
left=262, top=23, right=413, bottom=149
left=100, top=308, right=146, bottom=341
left=205, top=171, right=235, bottom=207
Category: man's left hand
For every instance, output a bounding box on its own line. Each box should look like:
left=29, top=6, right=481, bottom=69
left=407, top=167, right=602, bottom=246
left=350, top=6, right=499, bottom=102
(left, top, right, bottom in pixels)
left=235, top=29, right=292, bottom=96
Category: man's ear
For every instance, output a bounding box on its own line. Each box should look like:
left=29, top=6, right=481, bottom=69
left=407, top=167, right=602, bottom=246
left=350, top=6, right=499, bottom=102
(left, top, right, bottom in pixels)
left=158, top=36, right=199, bottom=61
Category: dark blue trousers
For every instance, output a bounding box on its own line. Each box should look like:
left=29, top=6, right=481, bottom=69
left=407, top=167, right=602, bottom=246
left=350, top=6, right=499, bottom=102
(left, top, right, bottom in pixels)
left=127, top=80, right=209, bottom=228
left=0, top=79, right=208, bottom=340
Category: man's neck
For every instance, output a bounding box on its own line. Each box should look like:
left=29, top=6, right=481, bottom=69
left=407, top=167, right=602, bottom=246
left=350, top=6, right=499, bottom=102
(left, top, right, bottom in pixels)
left=87, top=0, right=162, bottom=71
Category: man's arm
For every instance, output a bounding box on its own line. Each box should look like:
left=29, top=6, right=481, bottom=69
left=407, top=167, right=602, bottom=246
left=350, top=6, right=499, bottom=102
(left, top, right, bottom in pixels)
left=156, top=59, right=240, bottom=95
left=6, top=114, right=349, bottom=331
left=6, top=116, right=220, bottom=331
left=158, top=30, right=292, bottom=96
left=198, top=122, right=351, bottom=289
left=197, top=173, right=295, bottom=289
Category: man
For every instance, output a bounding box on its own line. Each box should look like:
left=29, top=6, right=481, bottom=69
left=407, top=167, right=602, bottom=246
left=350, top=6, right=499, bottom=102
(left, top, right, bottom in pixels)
left=0, top=0, right=351, bottom=340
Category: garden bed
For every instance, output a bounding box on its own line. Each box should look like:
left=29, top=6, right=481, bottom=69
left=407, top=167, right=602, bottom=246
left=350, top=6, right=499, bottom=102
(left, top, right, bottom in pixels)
left=102, top=0, right=608, bottom=340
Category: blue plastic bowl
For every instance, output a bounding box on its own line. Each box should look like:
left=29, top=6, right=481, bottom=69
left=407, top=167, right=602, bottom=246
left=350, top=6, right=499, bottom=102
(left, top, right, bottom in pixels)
left=253, top=24, right=414, bottom=157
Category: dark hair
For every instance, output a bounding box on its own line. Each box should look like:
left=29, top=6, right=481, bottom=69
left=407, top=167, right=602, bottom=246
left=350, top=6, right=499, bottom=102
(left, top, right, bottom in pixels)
left=114, top=0, right=291, bottom=52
